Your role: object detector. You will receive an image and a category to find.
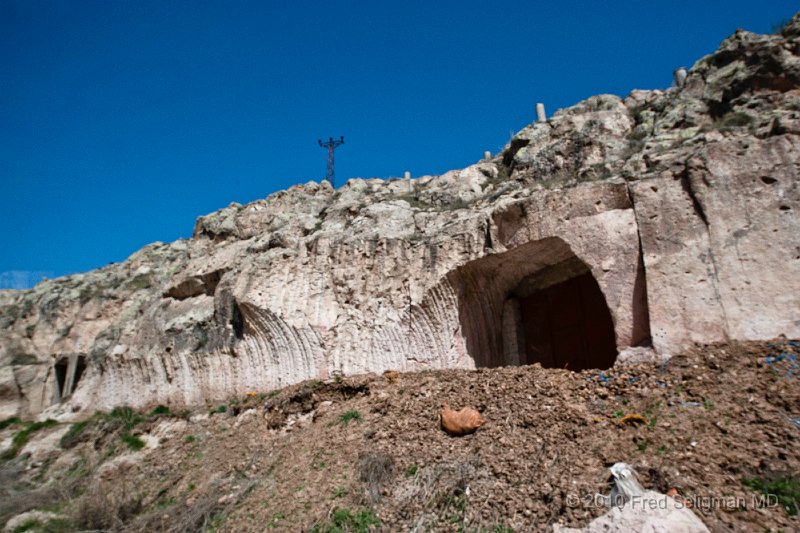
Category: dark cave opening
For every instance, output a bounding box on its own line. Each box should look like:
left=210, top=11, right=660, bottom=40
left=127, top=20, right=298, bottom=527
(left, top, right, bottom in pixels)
left=451, top=237, right=621, bottom=371
left=73, top=355, right=87, bottom=392
left=52, top=354, right=88, bottom=403
left=54, top=358, right=68, bottom=399
left=515, top=270, right=618, bottom=371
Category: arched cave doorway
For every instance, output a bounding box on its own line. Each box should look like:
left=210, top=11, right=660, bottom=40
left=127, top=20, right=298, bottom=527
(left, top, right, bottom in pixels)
left=450, top=237, right=619, bottom=371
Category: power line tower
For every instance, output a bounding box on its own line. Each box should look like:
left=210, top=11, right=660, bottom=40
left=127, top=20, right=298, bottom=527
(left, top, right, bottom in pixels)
left=318, top=136, right=344, bottom=187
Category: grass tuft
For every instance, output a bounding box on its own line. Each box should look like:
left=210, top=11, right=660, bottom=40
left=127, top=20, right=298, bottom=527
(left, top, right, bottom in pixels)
left=310, top=508, right=380, bottom=533
left=338, top=410, right=363, bottom=426
left=743, top=473, right=799, bottom=516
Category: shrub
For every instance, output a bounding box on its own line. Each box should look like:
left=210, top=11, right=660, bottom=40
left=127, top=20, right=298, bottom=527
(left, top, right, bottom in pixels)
left=714, top=111, right=754, bottom=132
left=109, top=406, right=144, bottom=431
left=120, top=433, right=145, bottom=451
left=771, top=18, right=791, bottom=34
left=75, top=480, right=142, bottom=530
left=358, top=452, right=394, bottom=504
left=60, top=419, right=92, bottom=449
left=149, top=405, right=171, bottom=416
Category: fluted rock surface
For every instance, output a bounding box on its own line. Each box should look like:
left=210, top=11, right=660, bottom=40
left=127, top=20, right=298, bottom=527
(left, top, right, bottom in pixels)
left=1, top=16, right=799, bottom=418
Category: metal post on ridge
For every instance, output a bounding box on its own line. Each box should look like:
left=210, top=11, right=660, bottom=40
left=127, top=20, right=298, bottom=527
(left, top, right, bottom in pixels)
left=318, top=136, right=344, bottom=187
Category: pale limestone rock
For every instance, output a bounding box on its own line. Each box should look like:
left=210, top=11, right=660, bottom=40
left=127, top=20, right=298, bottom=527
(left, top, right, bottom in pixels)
left=4, top=511, right=63, bottom=533
left=1, top=17, right=799, bottom=417
left=19, top=425, right=70, bottom=464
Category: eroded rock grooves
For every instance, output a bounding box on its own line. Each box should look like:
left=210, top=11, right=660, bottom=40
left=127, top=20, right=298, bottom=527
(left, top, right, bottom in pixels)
left=1, top=18, right=799, bottom=418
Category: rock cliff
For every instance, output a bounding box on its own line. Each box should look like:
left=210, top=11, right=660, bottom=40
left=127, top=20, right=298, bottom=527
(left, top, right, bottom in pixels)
left=2, top=16, right=799, bottom=419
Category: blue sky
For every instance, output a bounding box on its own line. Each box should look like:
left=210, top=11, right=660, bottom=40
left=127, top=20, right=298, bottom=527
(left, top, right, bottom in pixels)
left=1, top=1, right=797, bottom=287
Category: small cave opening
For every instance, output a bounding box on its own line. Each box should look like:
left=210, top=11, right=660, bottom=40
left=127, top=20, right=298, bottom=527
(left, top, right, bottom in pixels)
left=451, top=237, right=620, bottom=371
left=231, top=303, right=245, bottom=339
left=73, top=355, right=87, bottom=391
left=52, top=354, right=88, bottom=404
left=54, top=358, right=69, bottom=399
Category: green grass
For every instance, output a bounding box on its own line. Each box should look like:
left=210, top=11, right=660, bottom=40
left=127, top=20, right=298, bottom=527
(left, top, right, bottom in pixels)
left=338, top=410, right=363, bottom=426
left=268, top=512, right=286, bottom=529
left=310, top=508, right=380, bottom=533
left=0, top=416, right=21, bottom=430
left=11, top=518, right=73, bottom=533
left=11, top=519, right=41, bottom=533
left=110, top=406, right=144, bottom=431
left=2, top=419, right=58, bottom=460
left=743, top=474, right=800, bottom=516
left=149, top=404, right=172, bottom=416
left=59, top=419, right=91, bottom=449
left=406, top=465, right=418, bottom=477
left=121, top=433, right=145, bottom=451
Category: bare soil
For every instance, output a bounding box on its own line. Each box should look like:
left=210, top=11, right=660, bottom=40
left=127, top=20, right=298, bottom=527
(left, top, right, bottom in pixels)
left=2, top=339, right=798, bottom=532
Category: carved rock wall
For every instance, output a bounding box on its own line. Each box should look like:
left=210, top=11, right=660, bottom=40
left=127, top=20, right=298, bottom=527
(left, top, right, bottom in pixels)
left=2, top=16, right=800, bottom=418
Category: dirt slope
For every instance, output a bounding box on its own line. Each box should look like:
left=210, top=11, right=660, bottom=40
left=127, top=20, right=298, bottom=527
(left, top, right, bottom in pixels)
left=1, top=340, right=798, bottom=532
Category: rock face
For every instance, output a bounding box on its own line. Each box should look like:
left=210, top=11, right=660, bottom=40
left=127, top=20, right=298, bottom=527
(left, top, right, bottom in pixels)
left=1, top=17, right=799, bottom=419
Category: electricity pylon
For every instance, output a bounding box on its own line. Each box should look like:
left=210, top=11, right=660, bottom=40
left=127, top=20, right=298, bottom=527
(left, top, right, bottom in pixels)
left=318, top=136, right=344, bottom=187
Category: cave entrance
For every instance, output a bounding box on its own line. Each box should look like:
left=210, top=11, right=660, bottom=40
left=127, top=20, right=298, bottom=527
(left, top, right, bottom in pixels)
left=450, top=237, right=620, bottom=370
left=54, top=358, right=69, bottom=400
left=514, top=267, right=617, bottom=371
left=51, top=354, right=87, bottom=404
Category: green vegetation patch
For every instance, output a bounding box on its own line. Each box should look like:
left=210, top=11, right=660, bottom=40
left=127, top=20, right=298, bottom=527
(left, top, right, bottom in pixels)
left=310, top=508, right=380, bottom=533
left=61, top=404, right=170, bottom=452
left=11, top=353, right=38, bottom=366
left=149, top=405, right=172, bottom=416
left=109, top=406, right=145, bottom=431
left=714, top=111, right=754, bottom=132
left=338, top=410, right=363, bottom=426
left=0, top=416, right=22, bottom=430
left=120, top=433, right=145, bottom=451
left=2, top=419, right=58, bottom=460
left=743, top=473, right=800, bottom=516
left=11, top=518, right=73, bottom=533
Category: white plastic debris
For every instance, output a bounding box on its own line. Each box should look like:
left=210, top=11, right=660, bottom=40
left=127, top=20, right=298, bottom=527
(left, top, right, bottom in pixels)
left=554, top=463, right=710, bottom=533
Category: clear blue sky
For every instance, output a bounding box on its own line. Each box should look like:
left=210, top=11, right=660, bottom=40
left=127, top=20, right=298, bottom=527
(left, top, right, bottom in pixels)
left=1, top=1, right=797, bottom=287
